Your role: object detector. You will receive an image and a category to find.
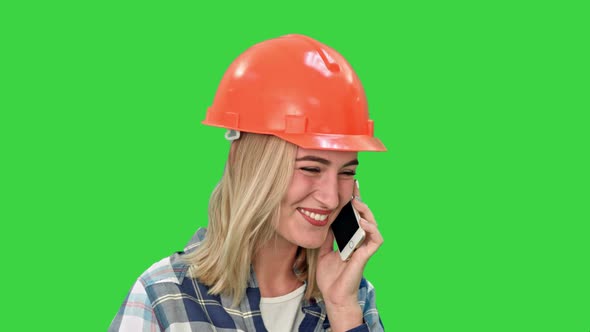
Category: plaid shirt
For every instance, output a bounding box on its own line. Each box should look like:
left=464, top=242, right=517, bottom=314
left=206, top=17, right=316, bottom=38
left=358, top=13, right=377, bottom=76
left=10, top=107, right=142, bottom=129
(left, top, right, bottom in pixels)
left=109, top=228, right=384, bottom=331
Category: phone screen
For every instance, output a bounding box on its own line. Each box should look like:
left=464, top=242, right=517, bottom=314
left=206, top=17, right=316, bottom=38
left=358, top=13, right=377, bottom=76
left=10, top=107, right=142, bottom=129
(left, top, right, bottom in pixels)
left=331, top=200, right=360, bottom=251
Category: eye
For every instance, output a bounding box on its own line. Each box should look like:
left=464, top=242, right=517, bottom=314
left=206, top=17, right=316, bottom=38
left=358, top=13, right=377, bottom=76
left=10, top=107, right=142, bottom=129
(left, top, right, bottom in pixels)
left=339, top=170, right=356, bottom=177
left=300, top=167, right=321, bottom=173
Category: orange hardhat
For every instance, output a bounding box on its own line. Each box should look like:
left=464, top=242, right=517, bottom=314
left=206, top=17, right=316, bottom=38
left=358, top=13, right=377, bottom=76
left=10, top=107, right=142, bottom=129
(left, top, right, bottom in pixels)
left=202, top=34, right=386, bottom=152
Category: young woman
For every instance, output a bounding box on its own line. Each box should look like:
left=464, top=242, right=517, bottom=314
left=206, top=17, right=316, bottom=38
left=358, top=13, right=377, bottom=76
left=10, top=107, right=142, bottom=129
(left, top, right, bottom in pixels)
left=110, top=34, right=387, bottom=332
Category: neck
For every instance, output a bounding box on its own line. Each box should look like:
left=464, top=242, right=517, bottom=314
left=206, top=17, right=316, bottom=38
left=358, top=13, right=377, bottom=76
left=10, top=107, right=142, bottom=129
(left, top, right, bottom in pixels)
left=253, top=234, right=303, bottom=297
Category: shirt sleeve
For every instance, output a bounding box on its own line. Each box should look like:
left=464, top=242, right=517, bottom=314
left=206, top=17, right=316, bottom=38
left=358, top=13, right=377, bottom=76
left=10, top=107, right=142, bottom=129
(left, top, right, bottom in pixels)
left=108, top=279, right=161, bottom=332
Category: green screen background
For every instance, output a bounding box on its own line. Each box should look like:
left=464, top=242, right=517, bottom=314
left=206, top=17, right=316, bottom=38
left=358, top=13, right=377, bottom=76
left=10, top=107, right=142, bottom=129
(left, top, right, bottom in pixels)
left=1, top=1, right=588, bottom=331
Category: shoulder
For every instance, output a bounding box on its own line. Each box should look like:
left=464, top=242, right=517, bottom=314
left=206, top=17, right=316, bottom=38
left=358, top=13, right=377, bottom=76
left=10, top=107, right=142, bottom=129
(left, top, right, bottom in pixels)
left=356, top=277, right=377, bottom=311
left=137, top=254, right=188, bottom=288
left=357, top=277, right=382, bottom=329
left=138, top=228, right=208, bottom=288
left=357, top=277, right=376, bottom=303
left=109, top=253, right=190, bottom=331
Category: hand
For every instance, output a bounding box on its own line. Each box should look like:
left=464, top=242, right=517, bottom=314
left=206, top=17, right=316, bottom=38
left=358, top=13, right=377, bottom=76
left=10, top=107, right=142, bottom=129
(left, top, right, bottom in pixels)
left=315, top=180, right=384, bottom=330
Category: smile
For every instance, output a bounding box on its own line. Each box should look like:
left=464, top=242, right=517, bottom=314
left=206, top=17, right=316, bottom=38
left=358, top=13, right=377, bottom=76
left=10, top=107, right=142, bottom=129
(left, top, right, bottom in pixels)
left=297, top=208, right=331, bottom=226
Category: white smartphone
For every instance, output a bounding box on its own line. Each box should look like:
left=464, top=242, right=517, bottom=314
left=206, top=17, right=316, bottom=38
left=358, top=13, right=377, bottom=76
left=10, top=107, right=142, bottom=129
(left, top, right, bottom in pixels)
left=331, top=199, right=365, bottom=261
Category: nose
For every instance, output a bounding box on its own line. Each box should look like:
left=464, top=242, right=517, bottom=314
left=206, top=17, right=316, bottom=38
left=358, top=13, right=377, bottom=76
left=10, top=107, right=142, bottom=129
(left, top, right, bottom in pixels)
left=313, top=173, right=340, bottom=210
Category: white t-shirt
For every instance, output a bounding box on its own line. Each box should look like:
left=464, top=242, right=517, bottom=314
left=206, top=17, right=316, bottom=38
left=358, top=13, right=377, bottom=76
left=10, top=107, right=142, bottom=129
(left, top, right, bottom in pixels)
left=260, top=284, right=306, bottom=332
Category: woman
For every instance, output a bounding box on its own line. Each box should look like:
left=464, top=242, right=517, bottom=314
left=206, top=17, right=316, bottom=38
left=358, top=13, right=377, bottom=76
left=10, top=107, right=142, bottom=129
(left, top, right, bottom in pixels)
left=110, top=34, right=387, bottom=332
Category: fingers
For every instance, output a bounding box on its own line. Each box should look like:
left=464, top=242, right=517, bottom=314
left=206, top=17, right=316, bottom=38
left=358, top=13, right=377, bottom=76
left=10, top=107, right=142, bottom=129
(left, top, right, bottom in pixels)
left=358, top=217, right=383, bottom=254
left=353, top=179, right=362, bottom=202
left=352, top=196, right=376, bottom=226
left=351, top=180, right=382, bottom=256
left=352, top=180, right=376, bottom=225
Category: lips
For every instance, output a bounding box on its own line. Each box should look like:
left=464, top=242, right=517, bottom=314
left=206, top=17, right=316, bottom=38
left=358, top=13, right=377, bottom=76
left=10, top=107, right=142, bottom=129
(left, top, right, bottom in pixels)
left=297, top=207, right=331, bottom=227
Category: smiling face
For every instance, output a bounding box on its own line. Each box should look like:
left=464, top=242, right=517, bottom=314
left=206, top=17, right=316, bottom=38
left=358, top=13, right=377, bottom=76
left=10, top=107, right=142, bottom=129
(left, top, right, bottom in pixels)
left=275, top=148, right=358, bottom=249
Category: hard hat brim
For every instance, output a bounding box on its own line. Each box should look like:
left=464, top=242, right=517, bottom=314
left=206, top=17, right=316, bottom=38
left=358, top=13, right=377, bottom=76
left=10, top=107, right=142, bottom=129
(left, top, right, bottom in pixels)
left=276, top=132, right=387, bottom=152
left=203, top=119, right=386, bottom=152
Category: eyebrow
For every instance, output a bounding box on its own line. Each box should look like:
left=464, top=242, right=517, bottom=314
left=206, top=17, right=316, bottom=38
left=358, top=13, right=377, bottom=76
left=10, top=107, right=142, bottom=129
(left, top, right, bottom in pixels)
left=295, top=155, right=359, bottom=167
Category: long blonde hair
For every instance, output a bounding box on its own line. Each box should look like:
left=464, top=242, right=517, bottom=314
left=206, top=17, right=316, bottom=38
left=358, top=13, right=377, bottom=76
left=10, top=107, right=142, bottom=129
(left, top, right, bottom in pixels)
left=184, top=133, right=321, bottom=305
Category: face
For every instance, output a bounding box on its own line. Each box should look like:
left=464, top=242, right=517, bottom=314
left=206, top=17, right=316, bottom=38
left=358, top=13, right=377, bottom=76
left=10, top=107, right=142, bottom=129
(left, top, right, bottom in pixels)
left=276, top=148, right=358, bottom=249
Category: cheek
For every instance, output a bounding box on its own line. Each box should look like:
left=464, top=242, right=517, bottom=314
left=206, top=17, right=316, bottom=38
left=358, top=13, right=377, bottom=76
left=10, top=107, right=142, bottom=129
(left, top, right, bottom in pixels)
left=338, top=179, right=355, bottom=201
left=329, top=179, right=355, bottom=219
left=283, top=172, right=315, bottom=205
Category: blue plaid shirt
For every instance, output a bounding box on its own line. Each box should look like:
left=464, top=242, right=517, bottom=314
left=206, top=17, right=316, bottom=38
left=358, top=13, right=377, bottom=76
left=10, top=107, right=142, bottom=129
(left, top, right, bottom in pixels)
left=109, top=228, right=384, bottom=331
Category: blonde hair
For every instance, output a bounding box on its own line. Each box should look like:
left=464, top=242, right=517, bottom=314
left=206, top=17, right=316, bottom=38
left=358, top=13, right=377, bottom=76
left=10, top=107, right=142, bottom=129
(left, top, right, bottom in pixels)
left=184, top=133, right=321, bottom=305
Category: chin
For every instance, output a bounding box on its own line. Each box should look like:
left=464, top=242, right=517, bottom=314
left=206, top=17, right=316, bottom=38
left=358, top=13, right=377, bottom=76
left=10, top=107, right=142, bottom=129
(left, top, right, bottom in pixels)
left=298, top=242, right=322, bottom=249
left=294, top=232, right=328, bottom=249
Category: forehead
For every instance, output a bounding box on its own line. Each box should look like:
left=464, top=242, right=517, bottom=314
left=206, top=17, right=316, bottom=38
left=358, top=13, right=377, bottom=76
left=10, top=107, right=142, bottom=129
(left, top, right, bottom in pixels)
left=295, top=148, right=358, bottom=163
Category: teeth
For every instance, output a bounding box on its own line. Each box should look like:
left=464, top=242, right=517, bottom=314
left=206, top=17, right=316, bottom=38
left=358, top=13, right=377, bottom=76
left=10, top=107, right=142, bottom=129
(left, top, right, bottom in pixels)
left=300, top=209, right=329, bottom=221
